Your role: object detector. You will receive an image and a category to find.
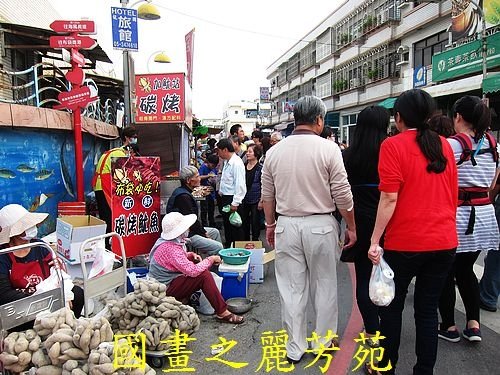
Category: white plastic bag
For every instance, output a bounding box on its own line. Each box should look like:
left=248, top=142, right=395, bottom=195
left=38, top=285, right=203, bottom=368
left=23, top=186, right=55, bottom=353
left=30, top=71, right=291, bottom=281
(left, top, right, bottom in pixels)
left=190, top=272, right=222, bottom=315
left=88, top=246, right=116, bottom=279
left=369, top=253, right=395, bottom=307
left=34, top=267, right=74, bottom=302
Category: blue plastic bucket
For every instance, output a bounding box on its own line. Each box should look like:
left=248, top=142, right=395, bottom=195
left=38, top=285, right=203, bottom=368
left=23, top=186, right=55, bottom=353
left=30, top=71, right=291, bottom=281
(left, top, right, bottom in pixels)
left=127, top=267, right=149, bottom=293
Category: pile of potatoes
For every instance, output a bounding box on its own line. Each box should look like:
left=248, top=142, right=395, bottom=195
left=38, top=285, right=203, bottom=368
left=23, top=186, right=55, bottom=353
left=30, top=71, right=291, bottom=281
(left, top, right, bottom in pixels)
left=108, top=279, right=200, bottom=350
left=0, top=329, right=42, bottom=373
left=0, top=307, right=117, bottom=375
left=87, top=340, right=156, bottom=375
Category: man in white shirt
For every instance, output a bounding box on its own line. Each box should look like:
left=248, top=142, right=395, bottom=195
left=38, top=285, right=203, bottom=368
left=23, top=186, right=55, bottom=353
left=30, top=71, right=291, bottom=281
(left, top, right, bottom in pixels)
left=217, top=138, right=247, bottom=247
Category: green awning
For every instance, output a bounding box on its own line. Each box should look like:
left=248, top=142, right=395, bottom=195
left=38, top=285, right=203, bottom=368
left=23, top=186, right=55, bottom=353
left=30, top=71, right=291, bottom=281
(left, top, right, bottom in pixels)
left=378, top=97, right=397, bottom=109
left=483, top=74, right=500, bottom=94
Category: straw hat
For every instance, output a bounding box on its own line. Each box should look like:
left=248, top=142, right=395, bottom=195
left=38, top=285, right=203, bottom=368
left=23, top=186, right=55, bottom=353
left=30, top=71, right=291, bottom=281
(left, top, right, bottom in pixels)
left=160, top=212, right=197, bottom=240
left=0, top=204, right=48, bottom=245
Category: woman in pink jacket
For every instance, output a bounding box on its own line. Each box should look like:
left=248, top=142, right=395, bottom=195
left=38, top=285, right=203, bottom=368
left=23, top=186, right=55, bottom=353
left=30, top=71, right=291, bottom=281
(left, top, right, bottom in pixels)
left=149, top=212, right=244, bottom=324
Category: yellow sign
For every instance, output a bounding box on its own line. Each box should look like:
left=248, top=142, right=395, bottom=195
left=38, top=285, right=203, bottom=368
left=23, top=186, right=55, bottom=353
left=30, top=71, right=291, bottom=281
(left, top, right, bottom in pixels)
left=113, top=333, right=146, bottom=371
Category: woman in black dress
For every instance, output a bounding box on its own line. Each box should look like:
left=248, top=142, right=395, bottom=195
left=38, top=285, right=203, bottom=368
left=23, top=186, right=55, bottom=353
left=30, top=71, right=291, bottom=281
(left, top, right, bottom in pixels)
left=342, top=106, right=390, bottom=341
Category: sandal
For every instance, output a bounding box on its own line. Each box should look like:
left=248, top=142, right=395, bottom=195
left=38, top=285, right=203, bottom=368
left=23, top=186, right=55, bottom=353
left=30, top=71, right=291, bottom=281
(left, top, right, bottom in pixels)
left=363, top=363, right=381, bottom=375
left=216, top=313, right=245, bottom=324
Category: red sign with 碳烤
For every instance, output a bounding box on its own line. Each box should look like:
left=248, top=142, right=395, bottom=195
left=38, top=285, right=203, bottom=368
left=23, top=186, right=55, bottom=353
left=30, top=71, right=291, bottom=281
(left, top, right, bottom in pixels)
left=111, top=156, right=161, bottom=258
left=135, top=73, right=186, bottom=124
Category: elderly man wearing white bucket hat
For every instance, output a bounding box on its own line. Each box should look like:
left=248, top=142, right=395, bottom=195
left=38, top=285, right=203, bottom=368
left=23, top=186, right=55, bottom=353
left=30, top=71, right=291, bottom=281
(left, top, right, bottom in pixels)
left=0, top=204, right=84, bottom=318
left=149, top=212, right=244, bottom=324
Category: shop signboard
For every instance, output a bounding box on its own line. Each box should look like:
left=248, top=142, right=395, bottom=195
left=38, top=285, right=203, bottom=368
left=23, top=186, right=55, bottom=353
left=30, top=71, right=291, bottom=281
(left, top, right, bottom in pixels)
left=260, top=87, right=270, bottom=100
left=111, top=156, right=161, bottom=257
left=135, top=73, right=186, bottom=123
left=432, top=32, right=500, bottom=82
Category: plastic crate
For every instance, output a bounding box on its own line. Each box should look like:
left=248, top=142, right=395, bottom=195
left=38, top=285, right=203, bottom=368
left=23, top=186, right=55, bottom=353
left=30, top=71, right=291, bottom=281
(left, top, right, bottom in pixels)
left=220, top=271, right=249, bottom=300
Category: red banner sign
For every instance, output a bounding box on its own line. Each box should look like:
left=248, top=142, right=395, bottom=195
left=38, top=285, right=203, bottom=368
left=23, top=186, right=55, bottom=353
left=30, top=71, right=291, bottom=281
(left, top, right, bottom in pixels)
left=135, top=73, right=186, bottom=124
left=49, top=35, right=97, bottom=50
left=185, top=29, right=195, bottom=88
left=111, top=156, right=161, bottom=258
left=50, top=20, right=96, bottom=34
left=55, top=86, right=96, bottom=111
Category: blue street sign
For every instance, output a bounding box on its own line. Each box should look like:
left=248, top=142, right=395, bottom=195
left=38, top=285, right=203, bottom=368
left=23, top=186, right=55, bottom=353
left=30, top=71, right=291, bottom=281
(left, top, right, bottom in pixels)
left=111, top=7, right=138, bottom=51
left=413, top=66, right=427, bottom=88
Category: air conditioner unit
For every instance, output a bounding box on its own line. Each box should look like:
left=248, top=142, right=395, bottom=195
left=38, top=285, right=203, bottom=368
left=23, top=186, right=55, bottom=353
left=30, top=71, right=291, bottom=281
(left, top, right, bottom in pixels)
left=350, top=78, right=360, bottom=87
left=379, top=11, right=388, bottom=24
left=398, top=1, right=410, bottom=9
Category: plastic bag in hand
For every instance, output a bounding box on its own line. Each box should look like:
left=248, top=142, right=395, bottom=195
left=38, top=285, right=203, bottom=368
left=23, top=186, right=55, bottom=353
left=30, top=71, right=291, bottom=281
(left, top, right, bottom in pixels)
left=229, top=211, right=242, bottom=227
left=222, top=205, right=243, bottom=227
left=369, top=254, right=395, bottom=306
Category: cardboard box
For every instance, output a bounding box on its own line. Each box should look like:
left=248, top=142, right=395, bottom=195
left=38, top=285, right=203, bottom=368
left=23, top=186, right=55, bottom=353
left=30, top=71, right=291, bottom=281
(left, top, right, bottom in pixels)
left=56, top=215, right=106, bottom=264
left=233, top=241, right=275, bottom=284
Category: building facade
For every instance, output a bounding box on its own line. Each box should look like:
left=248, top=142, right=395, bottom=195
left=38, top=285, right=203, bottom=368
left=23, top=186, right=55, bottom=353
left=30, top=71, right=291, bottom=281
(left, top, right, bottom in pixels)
left=222, top=100, right=272, bottom=136
left=267, top=0, right=500, bottom=143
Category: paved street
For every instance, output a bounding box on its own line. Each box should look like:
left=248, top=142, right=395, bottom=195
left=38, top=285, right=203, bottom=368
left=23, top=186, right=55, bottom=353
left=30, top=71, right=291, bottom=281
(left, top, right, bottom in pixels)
left=154, top=241, right=500, bottom=375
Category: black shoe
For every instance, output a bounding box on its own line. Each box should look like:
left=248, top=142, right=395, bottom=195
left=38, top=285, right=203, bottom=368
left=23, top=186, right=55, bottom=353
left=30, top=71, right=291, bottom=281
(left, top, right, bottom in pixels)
left=479, top=299, right=497, bottom=312
left=286, top=356, right=301, bottom=364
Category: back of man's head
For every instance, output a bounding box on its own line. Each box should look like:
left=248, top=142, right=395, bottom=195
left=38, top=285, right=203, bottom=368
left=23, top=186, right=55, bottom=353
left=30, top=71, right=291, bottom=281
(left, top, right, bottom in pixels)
left=294, top=96, right=326, bottom=126
left=207, top=154, right=219, bottom=165
left=217, top=138, right=235, bottom=152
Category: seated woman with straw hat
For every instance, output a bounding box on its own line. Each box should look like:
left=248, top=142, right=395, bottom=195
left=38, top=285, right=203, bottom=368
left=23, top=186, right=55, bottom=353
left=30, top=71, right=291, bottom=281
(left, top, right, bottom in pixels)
left=149, top=212, right=244, bottom=324
left=0, top=204, right=84, bottom=319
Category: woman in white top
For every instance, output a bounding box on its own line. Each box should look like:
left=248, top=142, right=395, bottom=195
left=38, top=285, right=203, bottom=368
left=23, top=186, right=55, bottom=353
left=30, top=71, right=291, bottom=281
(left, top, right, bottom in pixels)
left=438, top=95, right=500, bottom=343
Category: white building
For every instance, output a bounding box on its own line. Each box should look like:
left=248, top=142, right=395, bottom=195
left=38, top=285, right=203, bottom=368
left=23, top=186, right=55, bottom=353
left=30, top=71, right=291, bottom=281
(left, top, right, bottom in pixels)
left=222, top=100, right=272, bottom=136
left=266, top=0, right=492, bottom=144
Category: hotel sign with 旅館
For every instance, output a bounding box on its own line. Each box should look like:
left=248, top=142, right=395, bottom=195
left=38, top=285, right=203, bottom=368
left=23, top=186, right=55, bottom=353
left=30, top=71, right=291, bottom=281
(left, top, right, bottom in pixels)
left=135, top=73, right=188, bottom=124
left=432, top=32, right=500, bottom=82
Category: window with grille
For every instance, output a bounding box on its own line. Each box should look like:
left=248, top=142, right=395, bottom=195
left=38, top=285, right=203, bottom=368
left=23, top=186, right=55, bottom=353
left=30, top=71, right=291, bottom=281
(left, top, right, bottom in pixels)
left=316, top=72, right=332, bottom=98
left=278, top=63, right=287, bottom=86
left=300, top=42, right=315, bottom=72
left=302, top=80, right=314, bottom=96
left=287, top=54, right=300, bottom=81
left=316, top=29, right=332, bottom=62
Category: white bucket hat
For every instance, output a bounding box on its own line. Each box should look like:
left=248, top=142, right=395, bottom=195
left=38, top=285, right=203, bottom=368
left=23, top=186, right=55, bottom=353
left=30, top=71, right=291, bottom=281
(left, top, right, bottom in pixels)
left=0, top=204, right=48, bottom=245
left=160, top=212, right=197, bottom=240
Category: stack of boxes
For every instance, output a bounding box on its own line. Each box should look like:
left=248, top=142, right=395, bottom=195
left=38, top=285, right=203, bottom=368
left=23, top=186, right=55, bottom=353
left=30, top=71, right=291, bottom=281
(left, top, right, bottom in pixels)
left=234, top=241, right=275, bottom=284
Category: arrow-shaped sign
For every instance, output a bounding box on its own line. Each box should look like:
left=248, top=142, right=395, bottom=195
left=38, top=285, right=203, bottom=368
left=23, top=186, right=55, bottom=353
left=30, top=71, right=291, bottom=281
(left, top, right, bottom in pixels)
left=50, top=20, right=96, bottom=34
left=54, top=86, right=97, bottom=111
left=49, top=35, right=97, bottom=50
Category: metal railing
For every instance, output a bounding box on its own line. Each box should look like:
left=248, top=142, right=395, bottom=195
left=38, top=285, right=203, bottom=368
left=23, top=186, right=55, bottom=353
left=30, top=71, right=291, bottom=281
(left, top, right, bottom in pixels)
left=0, top=62, right=121, bottom=125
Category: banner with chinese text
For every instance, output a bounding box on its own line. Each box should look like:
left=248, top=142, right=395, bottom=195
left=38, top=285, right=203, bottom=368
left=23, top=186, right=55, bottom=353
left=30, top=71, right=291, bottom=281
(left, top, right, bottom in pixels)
left=135, top=73, right=185, bottom=123
left=111, top=156, right=161, bottom=257
left=185, top=29, right=195, bottom=88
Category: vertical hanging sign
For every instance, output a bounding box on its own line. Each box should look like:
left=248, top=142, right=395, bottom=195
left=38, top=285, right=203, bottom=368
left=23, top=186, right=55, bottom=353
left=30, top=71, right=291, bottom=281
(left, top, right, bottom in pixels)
left=185, top=28, right=195, bottom=87
left=111, top=156, right=161, bottom=257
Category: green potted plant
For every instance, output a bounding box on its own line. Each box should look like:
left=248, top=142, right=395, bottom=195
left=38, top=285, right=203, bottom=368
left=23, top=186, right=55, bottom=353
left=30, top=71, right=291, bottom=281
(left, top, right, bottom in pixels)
left=340, top=33, right=350, bottom=44
left=367, top=68, right=378, bottom=80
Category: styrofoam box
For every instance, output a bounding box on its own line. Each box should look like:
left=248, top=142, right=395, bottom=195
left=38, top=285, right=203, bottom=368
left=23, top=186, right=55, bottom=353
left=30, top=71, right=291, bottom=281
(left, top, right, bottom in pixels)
left=56, top=215, right=106, bottom=264
left=249, top=264, right=264, bottom=284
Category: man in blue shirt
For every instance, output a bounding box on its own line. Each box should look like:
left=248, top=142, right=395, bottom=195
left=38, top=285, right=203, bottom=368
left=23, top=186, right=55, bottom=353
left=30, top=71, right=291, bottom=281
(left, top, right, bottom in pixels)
left=217, top=138, right=247, bottom=248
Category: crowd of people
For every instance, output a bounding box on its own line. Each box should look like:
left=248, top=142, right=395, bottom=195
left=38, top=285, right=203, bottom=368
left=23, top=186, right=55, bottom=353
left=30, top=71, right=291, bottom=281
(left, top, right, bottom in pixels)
left=0, top=90, right=498, bottom=373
